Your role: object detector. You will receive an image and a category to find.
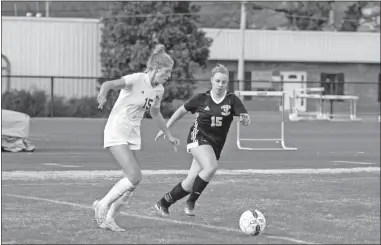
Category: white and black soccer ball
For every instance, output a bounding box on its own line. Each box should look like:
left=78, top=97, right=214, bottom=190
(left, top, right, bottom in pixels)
left=239, top=210, right=266, bottom=236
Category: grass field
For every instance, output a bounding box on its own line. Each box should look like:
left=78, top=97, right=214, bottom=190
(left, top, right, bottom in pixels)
left=1, top=116, right=380, bottom=244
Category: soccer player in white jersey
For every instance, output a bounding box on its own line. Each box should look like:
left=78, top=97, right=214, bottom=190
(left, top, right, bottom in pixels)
left=154, top=64, right=251, bottom=216
left=93, top=44, right=180, bottom=231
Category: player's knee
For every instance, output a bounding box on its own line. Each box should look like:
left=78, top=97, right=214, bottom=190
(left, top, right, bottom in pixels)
left=125, top=171, right=142, bottom=186
left=131, top=173, right=142, bottom=186
left=182, top=174, right=198, bottom=190
left=204, top=162, right=218, bottom=175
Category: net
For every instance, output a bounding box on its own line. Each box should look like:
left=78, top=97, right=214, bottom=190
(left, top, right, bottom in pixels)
left=234, top=91, right=297, bottom=151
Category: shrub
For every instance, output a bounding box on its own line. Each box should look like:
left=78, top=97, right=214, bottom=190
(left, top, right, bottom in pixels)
left=67, top=97, right=105, bottom=118
left=1, top=90, right=48, bottom=117
left=46, top=96, right=72, bottom=117
left=2, top=89, right=180, bottom=118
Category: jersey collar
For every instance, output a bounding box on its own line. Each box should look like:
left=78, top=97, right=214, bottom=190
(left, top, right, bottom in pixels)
left=144, top=73, right=153, bottom=88
left=210, top=90, right=227, bottom=105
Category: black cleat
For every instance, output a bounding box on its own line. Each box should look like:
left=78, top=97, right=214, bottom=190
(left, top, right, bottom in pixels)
left=184, top=201, right=195, bottom=216
left=155, top=201, right=170, bottom=216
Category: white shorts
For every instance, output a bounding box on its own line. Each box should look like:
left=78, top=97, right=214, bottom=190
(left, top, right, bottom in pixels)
left=104, top=117, right=141, bottom=150
left=104, top=141, right=141, bottom=150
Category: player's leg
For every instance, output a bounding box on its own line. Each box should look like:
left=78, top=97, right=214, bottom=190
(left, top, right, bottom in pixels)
left=182, top=158, right=203, bottom=191
left=94, top=144, right=141, bottom=230
left=155, top=158, right=202, bottom=216
left=104, top=148, right=139, bottom=230
left=185, top=144, right=219, bottom=216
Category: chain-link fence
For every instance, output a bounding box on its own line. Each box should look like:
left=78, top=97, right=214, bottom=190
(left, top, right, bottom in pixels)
left=228, top=80, right=380, bottom=115
left=1, top=75, right=380, bottom=117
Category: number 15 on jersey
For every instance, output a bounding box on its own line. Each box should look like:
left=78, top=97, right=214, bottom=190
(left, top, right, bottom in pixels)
left=211, top=116, right=223, bottom=127
left=142, top=98, right=153, bottom=110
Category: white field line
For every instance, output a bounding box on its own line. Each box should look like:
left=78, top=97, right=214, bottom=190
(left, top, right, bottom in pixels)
left=333, top=161, right=375, bottom=165
left=328, top=151, right=365, bottom=154
left=1, top=168, right=380, bottom=180
left=3, top=193, right=316, bottom=244
left=43, top=163, right=82, bottom=168
left=1, top=180, right=240, bottom=187
left=41, top=160, right=244, bottom=164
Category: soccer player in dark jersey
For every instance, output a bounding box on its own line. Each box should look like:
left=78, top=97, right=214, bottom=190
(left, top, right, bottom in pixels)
left=153, top=64, right=251, bottom=216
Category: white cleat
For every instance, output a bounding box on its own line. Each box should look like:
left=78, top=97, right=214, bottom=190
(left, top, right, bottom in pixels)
left=93, top=200, right=101, bottom=225
left=93, top=200, right=109, bottom=227
left=102, top=219, right=126, bottom=232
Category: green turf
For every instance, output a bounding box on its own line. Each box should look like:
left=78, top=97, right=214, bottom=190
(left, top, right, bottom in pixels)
left=2, top=117, right=380, bottom=243
left=2, top=118, right=380, bottom=171
left=2, top=173, right=380, bottom=244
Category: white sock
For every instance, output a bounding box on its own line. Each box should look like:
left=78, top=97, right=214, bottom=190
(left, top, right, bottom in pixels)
left=106, top=190, right=134, bottom=222
left=99, top=178, right=136, bottom=207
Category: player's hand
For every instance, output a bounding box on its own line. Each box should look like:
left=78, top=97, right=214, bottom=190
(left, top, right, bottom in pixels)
left=167, top=135, right=180, bottom=152
left=97, top=94, right=107, bottom=111
left=240, top=113, right=251, bottom=126
left=154, top=130, right=166, bottom=141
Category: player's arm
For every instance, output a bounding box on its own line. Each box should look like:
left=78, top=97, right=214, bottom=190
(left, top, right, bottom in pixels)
left=97, top=79, right=125, bottom=109
left=98, top=79, right=125, bottom=96
left=150, top=107, right=175, bottom=139
left=154, top=93, right=203, bottom=141
left=97, top=74, right=139, bottom=109
left=99, top=73, right=139, bottom=95
left=163, top=92, right=203, bottom=129
left=164, top=105, right=188, bottom=128
left=150, top=90, right=178, bottom=139
left=233, top=95, right=251, bottom=126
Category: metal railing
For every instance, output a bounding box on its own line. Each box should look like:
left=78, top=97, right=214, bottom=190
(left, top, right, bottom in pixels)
left=1, top=75, right=380, bottom=117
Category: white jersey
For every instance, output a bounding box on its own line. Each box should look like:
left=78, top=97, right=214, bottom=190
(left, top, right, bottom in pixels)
left=104, top=72, right=164, bottom=148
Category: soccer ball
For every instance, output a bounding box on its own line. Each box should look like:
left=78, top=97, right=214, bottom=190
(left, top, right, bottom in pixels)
left=239, top=210, right=266, bottom=236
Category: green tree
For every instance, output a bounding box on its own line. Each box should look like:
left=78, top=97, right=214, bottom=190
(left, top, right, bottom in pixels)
left=279, top=1, right=333, bottom=30
left=339, top=1, right=368, bottom=31
left=99, top=1, right=212, bottom=116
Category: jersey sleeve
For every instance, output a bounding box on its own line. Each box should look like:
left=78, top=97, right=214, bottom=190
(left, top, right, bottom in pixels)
left=184, top=93, right=204, bottom=114
left=121, top=73, right=141, bottom=89
left=152, top=89, right=164, bottom=108
left=232, top=94, right=248, bottom=116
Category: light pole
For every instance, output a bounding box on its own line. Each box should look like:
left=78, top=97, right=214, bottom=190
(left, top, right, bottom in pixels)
left=237, top=1, right=246, bottom=99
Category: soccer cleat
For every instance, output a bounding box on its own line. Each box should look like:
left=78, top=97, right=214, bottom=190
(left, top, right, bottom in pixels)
left=184, top=202, right=196, bottom=216
left=102, top=219, right=126, bottom=232
left=93, top=200, right=109, bottom=227
left=93, top=200, right=101, bottom=225
left=155, top=201, right=170, bottom=216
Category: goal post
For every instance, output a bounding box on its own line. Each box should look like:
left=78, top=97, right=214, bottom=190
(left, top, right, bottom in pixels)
left=235, top=91, right=297, bottom=151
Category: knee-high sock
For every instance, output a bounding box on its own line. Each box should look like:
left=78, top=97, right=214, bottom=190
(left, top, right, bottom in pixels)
left=187, top=175, right=209, bottom=204
left=160, top=181, right=190, bottom=208
left=99, top=178, right=136, bottom=207
left=106, top=190, right=134, bottom=222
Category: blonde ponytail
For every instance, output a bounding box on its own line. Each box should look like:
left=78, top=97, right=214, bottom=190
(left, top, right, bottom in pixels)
left=152, top=44, right=165, bottom=55
left=146, top=44, right=174, bottom=70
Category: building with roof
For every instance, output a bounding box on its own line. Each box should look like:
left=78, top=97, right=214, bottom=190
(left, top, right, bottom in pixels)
left=196, top=28, right=380, bottom=113
left=1, top=17, right=379, bottom=113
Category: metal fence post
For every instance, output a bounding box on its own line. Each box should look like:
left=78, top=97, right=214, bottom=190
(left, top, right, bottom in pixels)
left=6, top=75, right=10, bottom=92
left=50, top=76, right=54, bottom=117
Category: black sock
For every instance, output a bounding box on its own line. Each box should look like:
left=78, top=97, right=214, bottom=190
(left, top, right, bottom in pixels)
left=187, top=175, right=209, bottom=204
left=160, top=181, right=190, bottom=208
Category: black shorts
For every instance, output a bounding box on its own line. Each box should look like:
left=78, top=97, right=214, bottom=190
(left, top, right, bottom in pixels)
left=186, top=133, right=222, bottom=160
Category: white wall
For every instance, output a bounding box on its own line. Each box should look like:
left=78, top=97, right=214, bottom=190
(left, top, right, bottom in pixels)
left=1, top=17, right=101, bottom=97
